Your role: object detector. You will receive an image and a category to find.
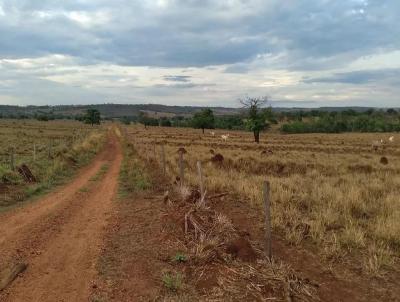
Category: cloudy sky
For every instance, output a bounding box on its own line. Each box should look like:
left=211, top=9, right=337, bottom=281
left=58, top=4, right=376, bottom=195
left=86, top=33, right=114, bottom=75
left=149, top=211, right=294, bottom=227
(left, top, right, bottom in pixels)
left=0, top=0, right=399, bottom=107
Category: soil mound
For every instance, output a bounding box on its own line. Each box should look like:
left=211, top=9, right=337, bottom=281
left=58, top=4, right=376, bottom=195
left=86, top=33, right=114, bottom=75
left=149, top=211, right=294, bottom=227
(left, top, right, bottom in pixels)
left=380, top=156, right=389, bottom=165
left=211, top=153, right=224, bottom=163
left=226, top=237, right=257, bottom=262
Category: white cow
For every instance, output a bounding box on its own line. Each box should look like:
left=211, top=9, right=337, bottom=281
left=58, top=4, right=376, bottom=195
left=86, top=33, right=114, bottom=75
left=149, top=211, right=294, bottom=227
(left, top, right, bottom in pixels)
left=389, top=136, right=394, bottom=142
left=210, top=131, right=215, bottom=136
left=221, top=134, right=230, bottom=141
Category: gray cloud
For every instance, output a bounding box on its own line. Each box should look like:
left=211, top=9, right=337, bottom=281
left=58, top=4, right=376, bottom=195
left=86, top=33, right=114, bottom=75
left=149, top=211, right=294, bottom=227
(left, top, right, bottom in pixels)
left=153, top=82, right=216, bottom=89
left=0, top=0, right=398, bottom=69
left=303, top=69, right=400, bottom=85
left=0, top=0, right=400, bottom=106
left=163, top=75, right=192, bottom=82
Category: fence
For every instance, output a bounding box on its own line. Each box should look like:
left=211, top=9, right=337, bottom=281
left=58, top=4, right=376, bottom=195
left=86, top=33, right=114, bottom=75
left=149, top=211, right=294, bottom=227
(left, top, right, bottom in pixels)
left=0, top=135, right=86, bottom=171
left=136, top=138, right=274, bottom=260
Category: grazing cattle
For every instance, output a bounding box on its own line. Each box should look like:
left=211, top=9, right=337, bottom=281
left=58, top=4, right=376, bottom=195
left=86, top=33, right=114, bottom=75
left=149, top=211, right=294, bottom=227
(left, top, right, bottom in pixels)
left=221, top=134, right=230, bottom=141
left=210, top=131, right=215, bottom=136
left=389, top=136, right=394, bottom=142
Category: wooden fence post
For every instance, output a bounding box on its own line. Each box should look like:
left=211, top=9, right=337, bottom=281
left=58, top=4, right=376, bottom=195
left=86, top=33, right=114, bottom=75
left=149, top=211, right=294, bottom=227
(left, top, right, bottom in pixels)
left=197, top=161, right=205, bottom=199
left=48, top=140, right=52, bottom=159
left=33, top=143, right=36, bottom=162
left=161, top=144, right=166, bottom=175
left=10, top=148, right=15, bottom=171
left=263, top=181, right=272, bottom=260
left=179, top=151, right=184, bottom=186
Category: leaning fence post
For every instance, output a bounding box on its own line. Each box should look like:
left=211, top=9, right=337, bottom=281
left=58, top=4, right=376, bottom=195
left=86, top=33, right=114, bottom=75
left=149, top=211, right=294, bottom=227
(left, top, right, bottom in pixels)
left=48, top=140, right=52, bottom=159
left=179, top=151, right=184, bottom=186
left=263, top=181, right=272, bottom=260
left=10, top=148, right=15, bottom=171
left=33, top=143, right=36, bottom=162
left=161, top=144, right=166, bottom=175
left=197, top=161, right=205, bottom=199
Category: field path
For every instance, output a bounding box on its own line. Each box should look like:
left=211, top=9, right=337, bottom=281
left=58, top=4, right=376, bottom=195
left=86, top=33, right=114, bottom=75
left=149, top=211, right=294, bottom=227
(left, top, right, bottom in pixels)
left=0, top=131, right=122, bottom=302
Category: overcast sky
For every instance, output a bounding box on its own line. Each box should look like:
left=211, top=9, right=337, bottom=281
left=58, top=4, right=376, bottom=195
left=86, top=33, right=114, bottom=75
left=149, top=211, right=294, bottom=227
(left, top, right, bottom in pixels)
left=0, top=0, right=399, bottom=107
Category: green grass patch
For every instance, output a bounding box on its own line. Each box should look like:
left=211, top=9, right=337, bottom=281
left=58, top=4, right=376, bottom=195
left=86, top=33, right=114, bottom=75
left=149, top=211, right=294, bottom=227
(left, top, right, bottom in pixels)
left=162, top=272, right=183, bottom=292
left=172, top=253, right=187, bottom=263
left=119, top=143, right=151, bottom=196
left=90, top=164, right=109, bottom=182
left=79, top=186, right=89, bottom=193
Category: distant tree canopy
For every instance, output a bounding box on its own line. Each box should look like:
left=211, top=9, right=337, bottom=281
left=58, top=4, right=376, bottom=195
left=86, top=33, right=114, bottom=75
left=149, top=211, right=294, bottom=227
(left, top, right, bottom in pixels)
left=120, top=116, right=131, bottom=125
left=280, top=111, right=400, bottom=133
left=83, top=109, right=101, bottom=126
left=191, top=109, right=215, bottom=133
left=138, top=111, right=158, bottom=128
left=214, top=115, right=244, bottom=130
left=159, top=117, right=172, bottom=127
left=1, top=103, right=399, bottom=134
left=240, top=96, right=270, bottom=143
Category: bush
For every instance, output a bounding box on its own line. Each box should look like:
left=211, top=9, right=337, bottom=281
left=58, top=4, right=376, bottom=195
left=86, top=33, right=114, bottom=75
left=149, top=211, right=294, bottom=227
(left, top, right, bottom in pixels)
left=281, top=114, right=400, bottom=134
left=0, top=166, right=22, bottom=184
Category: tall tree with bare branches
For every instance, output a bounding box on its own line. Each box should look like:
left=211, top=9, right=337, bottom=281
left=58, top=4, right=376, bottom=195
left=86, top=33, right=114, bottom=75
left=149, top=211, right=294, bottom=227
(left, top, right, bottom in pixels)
left=240, top=96, right=270, bottom=143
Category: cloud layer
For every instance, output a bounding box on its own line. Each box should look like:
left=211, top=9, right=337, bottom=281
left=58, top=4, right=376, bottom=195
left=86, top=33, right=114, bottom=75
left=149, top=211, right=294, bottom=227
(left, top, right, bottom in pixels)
left=0, top=0, right=399, bottom=107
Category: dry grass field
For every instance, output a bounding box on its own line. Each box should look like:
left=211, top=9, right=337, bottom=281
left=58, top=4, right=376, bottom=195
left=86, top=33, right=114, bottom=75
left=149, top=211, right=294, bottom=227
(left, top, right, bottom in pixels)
left=0, top=119, right=106, bottom=209
left=126, top=124, right=400, bottom=277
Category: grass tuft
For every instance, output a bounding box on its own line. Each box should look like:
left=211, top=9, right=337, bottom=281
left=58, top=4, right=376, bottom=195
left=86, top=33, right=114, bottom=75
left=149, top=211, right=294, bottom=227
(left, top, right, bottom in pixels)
left=162, top=272, right=183, bottom=292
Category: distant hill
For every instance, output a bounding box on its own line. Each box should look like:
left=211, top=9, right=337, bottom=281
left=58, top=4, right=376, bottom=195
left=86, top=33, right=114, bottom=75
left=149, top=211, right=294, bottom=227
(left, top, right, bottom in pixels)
left=0, top=104, right=395, bottom=119
left=0, top=104, right=242, bottom=118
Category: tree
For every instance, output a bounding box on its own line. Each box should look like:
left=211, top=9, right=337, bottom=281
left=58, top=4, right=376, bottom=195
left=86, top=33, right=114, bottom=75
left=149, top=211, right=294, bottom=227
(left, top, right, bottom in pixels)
left=214, top=115, right=244, bottom=130
left=192, top=109, right=215, bottom=134
left=83, top=109, right=101, bottom=126
left=159, top=117, right=172, bottom=127
left=138, top=111, right=158, bottom=128
left=120, top=116, right=131, bottom=125
left=240, top=96, right=269, bottom=143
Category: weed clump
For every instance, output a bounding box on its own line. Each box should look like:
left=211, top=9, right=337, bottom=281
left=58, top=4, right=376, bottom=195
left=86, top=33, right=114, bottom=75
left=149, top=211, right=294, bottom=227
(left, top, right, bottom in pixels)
left=173, top=253, right=187, bottom=263
left=0, top=168, right=22, bottom=185
left=162, top=272, right=183, bottom=291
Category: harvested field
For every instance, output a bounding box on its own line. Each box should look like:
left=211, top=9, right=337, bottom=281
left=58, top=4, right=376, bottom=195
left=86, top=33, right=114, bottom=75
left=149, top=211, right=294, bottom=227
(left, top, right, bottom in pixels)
left=0, top=119, right=106, bottom=209
left=119, top=124, right=400, bottom=300
left=1, top=122, right=399, bottom=301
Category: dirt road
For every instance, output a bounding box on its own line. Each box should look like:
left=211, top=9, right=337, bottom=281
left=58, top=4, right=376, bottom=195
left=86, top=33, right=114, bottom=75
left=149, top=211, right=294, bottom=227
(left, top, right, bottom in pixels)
left=0, top=133, right=122, bottom=302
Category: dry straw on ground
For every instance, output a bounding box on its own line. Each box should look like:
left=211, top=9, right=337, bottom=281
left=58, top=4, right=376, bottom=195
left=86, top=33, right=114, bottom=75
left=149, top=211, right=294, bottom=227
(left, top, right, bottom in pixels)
left=128, top=125, right=400, bottom=276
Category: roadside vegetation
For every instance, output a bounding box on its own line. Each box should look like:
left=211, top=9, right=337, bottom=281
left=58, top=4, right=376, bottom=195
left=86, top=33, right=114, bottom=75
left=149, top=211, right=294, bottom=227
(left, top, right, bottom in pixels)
left=0, top=119, right=106, bottom=209
left=118, top=138, right=151, bottom=196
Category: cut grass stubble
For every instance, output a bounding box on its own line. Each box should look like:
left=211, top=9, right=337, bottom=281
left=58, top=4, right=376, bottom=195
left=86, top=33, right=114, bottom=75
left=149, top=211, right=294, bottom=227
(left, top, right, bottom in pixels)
left=127, top=125, right=400, bottom=275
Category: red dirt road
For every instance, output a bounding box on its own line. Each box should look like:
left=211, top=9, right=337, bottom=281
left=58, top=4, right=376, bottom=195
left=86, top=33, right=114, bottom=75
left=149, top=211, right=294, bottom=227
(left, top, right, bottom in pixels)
left=0, top=133, right=122, bottom=302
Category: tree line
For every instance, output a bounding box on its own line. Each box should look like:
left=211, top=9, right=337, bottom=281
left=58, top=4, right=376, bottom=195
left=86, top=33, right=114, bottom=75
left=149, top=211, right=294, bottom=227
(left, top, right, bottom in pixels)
left=280, top=109, right=400, bottom=133
left=2, top=103, right=400, bottom=139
